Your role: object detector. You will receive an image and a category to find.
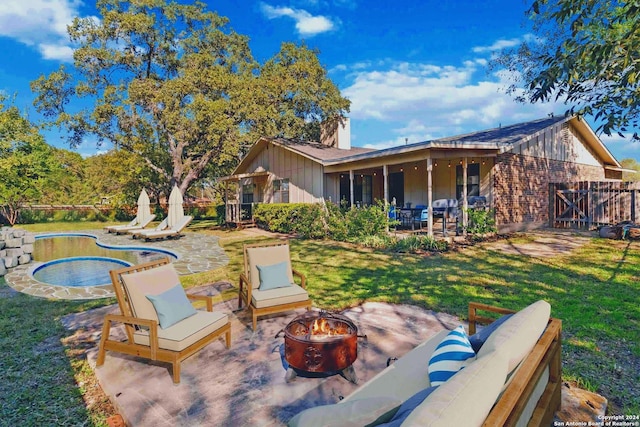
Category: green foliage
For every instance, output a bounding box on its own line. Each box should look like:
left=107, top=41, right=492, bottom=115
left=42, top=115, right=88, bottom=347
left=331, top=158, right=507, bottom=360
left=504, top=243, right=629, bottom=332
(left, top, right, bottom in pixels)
left=255, top=201, right=409, bottom=245
left=31, top=0, right=350, bottom=197
left=360, top=234, right=449, bottom=253
left=493, top=0, right=640, bottom=139
left=344, top=201, right=389, bottom=241
left=0, top=96, right=57, bottom=225
left=464, top=208, right=497, bottom=236
left=620, top=158, right=640, bottom=182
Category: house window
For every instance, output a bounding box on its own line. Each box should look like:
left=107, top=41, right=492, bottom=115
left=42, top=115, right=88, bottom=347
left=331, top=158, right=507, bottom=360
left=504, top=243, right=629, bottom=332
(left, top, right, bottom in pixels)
left=273, top=178, right=290, bottom=203
left=456, top=164, right=480, bottom=200
left=339, top=174, right=373, bottom=206
left=356, top=175, right=372, bottom=206
left=389, top=172, right=404, bottom=207
left=242, top=184, right=255, bottom=204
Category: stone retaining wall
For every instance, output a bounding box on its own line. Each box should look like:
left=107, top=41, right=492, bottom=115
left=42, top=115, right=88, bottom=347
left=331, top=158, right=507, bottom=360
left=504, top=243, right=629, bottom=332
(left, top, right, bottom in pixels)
left=0, top=227, right=35, bottom=277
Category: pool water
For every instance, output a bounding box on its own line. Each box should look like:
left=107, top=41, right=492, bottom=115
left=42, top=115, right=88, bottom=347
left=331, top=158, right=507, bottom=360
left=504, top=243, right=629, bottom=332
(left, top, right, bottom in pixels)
left=32, top=257, right=131, bottom=287
left=31, top=234, right=177, bottom=287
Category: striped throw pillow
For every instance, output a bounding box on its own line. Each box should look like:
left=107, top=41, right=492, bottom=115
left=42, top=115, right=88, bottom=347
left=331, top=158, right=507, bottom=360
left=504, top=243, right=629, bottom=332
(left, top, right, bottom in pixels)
left=428, top=325, right=476, bottom=386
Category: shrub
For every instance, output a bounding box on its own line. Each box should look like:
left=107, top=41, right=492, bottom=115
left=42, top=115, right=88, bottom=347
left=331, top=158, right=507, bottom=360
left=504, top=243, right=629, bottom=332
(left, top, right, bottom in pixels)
left=253, top=201, right=448, bottom=254
left=344, top=201, right=389, bottom=240
left=465, top=208, right=497, bottom=235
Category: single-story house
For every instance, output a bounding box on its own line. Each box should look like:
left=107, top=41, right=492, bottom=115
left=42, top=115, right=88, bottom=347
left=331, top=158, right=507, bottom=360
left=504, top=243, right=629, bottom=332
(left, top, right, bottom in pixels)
left=221, top=115, right=624, bottom=234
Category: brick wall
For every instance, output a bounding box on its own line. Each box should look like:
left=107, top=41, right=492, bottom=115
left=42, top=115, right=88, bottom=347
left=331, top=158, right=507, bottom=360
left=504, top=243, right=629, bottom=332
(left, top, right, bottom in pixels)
left=493, top=152, right=606, bottom=232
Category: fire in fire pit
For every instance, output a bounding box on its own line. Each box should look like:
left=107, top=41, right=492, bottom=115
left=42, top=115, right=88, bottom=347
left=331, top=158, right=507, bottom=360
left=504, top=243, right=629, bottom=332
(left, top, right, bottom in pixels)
left=281, top=311, right=360, bottom=383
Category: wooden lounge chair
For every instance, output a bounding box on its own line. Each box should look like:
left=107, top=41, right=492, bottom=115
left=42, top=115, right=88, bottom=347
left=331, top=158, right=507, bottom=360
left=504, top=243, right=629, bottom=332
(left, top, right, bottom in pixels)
left=128, top=217, right=169, bottom=238
left=238, top=240, right=312, bottom=330
left=105, top=214, right=156, bottom=234
left=96, top=258, right=231, bottom=383
left=136, top=215, right=193, bottom=241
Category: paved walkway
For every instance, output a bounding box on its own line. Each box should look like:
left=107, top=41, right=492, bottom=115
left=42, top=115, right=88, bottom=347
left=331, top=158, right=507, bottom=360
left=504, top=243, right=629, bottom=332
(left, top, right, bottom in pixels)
left=4, top=230, right=229, bottom=300
left=484, top=229, right=594, bottom=258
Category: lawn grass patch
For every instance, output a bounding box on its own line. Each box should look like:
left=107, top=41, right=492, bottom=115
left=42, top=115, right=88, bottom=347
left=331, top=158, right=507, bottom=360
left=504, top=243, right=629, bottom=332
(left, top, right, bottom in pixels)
left=5, top=222, right=640, bottom=418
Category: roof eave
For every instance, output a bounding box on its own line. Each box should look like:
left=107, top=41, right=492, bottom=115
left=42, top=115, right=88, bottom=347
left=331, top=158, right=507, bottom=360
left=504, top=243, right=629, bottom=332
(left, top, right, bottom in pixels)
left=323, top=141, right=502, bottom=166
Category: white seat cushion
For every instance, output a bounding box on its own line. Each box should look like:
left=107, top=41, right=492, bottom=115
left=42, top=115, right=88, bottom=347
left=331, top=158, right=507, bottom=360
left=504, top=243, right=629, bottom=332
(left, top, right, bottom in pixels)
left=133, top=310, right=228, bottom=352
left=251, top=283, right=308, bottom=309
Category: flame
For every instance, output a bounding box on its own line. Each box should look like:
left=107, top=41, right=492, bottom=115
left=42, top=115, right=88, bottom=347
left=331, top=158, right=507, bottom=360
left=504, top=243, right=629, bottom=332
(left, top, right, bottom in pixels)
left=312, top=318, right=329, bottom=335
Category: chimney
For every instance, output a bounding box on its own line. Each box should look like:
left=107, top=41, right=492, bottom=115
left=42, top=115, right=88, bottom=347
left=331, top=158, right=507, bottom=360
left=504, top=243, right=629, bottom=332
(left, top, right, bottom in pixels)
left=320, top=117, right=351, bottom=150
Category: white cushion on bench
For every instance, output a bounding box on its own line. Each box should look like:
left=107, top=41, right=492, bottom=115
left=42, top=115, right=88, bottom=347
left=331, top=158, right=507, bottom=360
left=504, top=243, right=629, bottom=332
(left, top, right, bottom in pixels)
left=478, top=300, right=551, bottom=372
left=401, top=351, right=508, bottom=427
left=343, top=329, right=449, bottom=402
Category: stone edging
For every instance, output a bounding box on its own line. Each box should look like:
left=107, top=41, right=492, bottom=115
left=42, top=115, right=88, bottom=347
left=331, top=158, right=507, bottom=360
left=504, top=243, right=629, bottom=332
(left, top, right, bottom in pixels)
left=4, top=230, right=229, bottom=300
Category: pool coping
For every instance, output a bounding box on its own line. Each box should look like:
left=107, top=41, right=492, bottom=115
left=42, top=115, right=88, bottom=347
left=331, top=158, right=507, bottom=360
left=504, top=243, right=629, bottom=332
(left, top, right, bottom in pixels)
left=4, top=229, right=229, bottom=300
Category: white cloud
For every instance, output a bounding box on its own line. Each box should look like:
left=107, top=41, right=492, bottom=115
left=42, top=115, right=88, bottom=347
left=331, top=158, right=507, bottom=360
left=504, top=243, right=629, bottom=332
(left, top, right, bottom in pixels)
left=600, top=133, right=640, bottom=158
left=260, top=3, right=335, bottom=36
left=39, top=43, right=75, bottom=61
left=341, top=55, right=563, bottom=148
left=0, top=0, right=92, bottom=62
left=472, top=37, right=521, bottom=53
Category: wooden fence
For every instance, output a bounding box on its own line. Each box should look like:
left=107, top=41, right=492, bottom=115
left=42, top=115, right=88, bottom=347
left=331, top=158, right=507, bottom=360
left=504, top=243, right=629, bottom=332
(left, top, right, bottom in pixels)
left=549, top=181, right=640, bottom=229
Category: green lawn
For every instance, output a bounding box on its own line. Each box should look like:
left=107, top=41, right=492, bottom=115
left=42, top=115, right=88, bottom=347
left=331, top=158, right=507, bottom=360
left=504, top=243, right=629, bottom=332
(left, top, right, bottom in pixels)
left=1, top=222, right=638, bottom=426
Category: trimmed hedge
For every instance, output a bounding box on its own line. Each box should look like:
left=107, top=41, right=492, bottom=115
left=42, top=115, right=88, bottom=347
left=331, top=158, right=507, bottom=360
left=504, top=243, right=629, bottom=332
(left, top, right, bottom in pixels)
left=253, top=201, right=389, bottom=241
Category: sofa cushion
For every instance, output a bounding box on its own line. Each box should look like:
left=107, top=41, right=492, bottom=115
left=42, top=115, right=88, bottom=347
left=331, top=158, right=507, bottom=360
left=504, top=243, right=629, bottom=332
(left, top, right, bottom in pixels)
left=257, top=261, right=293, bottom=291
left=121, top=263, right=181, bottom=322
left=428, top=325, right=476, bottom=386
left=402, top=351, right=508, bottom=426
left=342, top=329, right=448, bottom=403
left=468, top=313, right=513, bottom=353
left=133, top=310, right=228, bottom=352
left=246, top=244, right=295, bottom=286
left=477, top=300, right=551, bottom=372
left=287, top=396, right=402, bottom=427
left=145, top=284, right=197, bottom=329
left=378, top=386, right=438, bottom=426
left=251, top=283, right=308, bottom=309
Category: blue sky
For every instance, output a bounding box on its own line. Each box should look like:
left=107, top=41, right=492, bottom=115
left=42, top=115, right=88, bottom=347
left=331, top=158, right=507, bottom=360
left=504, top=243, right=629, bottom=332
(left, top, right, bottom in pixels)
left=1, top=0, right=638, bottom=161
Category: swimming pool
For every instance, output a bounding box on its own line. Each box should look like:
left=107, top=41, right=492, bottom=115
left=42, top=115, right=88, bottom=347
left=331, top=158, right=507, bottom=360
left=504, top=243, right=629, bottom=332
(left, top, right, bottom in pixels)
left=31, top=233, right=178, bottom=287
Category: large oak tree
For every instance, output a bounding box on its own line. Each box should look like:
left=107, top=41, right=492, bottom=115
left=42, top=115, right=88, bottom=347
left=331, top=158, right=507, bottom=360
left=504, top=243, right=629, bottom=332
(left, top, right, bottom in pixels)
left=32, top=0, right=350, bottom=196
left=493, top=0, right=640, bottom=139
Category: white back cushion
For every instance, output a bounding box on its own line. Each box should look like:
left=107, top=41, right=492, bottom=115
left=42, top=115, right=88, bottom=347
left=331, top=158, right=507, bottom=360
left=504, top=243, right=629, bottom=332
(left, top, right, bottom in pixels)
left=477, top=300, right=551, bottom=372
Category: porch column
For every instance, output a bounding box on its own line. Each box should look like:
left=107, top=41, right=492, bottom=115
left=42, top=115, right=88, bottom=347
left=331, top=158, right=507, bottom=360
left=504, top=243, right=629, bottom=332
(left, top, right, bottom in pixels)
left=427, top=158, right=434, bottom=237
left=236, top=182, right=241, bottom=223
left=462, top=157, right=468, bottom=235
left=224, top=180, right=229, bottom=223
left=383, top=164, right=389, bottom=231
left=383, top=164, right=389, bottom=203
left=349, top=169, right=355, bottom=207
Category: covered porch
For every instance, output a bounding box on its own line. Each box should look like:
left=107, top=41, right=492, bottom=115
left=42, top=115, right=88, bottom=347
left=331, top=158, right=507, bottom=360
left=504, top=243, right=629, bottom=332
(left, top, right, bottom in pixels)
left=220, top=169, right=272, bottom=227
left=324, top=148, right=498, bottom=237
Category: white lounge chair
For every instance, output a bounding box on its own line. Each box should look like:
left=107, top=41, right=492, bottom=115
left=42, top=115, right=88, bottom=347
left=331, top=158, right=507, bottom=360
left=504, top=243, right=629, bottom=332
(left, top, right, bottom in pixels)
left=129, top=218, right=169, bottom=239
left=137, top=216, right=193, bottom=241
left=106, top=214, right=157, bottom=234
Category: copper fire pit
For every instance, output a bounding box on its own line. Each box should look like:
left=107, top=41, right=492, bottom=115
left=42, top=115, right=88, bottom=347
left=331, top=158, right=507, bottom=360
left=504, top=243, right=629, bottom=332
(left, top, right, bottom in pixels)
left=281, top=311, right=359, bottom=383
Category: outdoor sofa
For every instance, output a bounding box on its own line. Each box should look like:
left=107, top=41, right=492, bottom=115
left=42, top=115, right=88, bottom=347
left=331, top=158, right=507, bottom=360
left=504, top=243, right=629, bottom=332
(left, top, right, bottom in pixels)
left=288, top=300, right=562, bottom=427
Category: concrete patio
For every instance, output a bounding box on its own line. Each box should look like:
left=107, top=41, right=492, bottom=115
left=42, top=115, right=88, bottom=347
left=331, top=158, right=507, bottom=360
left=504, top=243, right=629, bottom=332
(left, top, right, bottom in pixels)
left=63, top=297, right=461, bottom=426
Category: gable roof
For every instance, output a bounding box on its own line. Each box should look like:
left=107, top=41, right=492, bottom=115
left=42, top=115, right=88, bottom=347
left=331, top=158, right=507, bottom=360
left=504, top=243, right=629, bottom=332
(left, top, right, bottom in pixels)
left=271, top=138, right=375, bottom=161
left=231, top=115, right=621, bottom=176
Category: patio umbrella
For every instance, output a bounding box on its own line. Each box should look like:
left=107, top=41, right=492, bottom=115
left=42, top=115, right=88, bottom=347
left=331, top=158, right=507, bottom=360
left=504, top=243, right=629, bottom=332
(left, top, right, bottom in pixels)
left=167, top=185, right=184, bottom=228
left=136, top=189, right=152, bottom=225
